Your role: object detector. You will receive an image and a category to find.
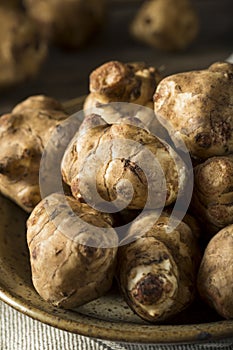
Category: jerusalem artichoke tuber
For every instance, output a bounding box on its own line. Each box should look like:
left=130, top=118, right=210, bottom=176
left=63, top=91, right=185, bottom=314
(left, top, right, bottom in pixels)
left=0, top=95, right=68, bottom=212
left=27, top=192, right=118, bottom=308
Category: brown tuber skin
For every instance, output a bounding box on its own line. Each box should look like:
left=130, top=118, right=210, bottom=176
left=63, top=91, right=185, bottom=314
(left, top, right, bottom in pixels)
left=23, top=0, right=106, bottom=49
left=191, top=155, right=233, bottom=237
left=130, top=0, right=199, bottom=51
left=84, top=61, right=162, bottom=115
left=61, top=113, right=185, bottom=211
left=117, top=212, right=200, bottom=322
left=0, top=6, right=47, bottom=87
left=197, top=225, right=233, bottom=319
left=0, top=95, right=68, bottom=212
left=154, top=62, right=233, bottom=160
left=27, top=193, right=118, bottom=309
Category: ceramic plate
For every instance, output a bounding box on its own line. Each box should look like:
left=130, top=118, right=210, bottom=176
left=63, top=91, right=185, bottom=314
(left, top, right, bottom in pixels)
left=0, top=97, right=233, bottom=344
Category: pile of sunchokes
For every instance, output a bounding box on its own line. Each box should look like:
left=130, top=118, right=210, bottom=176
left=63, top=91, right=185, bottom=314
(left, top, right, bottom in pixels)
left=2, top=60, right=233, bottom=324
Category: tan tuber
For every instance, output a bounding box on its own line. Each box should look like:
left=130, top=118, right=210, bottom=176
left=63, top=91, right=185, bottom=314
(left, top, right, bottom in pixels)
left=197, top=225, right=233, bottom=319
left=0, top=6, right=47, bottom=87
left=27, top=193, right=118, bottom=308
left=154, top=62, right=233, bottom=159
left=191, top=155, right=233, bottom=237
left=61, top=113, right=186, bottom=211
left=84, top=61, right=162, bottom=115
left=130, top=0, right=199, bottom=51
left=24, top=0, right=106, bottom=49
left=117, top=212, right=200, bottom=322
left=0, top=95, right=68, bottom=212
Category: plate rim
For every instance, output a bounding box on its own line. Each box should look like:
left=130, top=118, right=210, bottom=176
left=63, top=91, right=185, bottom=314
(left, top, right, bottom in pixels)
left=1, top=283, right=233, bottom=344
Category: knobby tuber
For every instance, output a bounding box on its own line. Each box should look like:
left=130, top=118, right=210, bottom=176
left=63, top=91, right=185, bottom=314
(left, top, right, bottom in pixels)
left=154, top=62, right=233, bottom=159
left=61, top=113, right=186, bottom=210
left=0, top=95, right=68, bottom=212
left=84, top=61, right=162, bottom=115
left=27, top=193, right=118, bottom=308
left=117, top=212, right=200, bottom=322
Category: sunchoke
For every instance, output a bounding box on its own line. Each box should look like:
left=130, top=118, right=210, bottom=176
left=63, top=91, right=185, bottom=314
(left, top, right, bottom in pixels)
left=61, top=113, right=185, bottom=211
left=84, top=61, right=161, bottom=115
left=24, top=0, right=106, bottom=49
left=0, top=95, right=68, bottom=212
left=154, top=62, right=233, bottom=159
left=27, top=193, right=118, bottom=308
left=191, top=155, right=233, bottom=237
left=197, top=225, right=233, bottom=319
left=0, top=6, right=47, bottom=87
left=130, top=0, right=199, bottom=51
left=117, top=212, right=200, bottom=322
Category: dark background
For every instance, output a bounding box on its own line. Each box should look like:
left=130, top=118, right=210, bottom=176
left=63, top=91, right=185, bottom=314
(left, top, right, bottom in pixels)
left=1, top=0, right=232, bottom=113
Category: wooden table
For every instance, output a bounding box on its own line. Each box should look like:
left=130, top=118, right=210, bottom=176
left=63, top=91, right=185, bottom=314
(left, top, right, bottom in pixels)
left=0, top=0, right=232, bottom=113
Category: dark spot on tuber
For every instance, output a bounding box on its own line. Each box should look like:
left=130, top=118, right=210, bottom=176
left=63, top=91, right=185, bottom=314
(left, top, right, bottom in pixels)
left=175, top=85, right=182, bottom=92
left=50, top=209, right=59, bottom=221
left=32, top=246, right=39, bottom=260
left=23, top=148, right=31, bottom=157
left=55, top=249, right=63, bottom=256
left=225, top=72, right=233, bottom=80
left=0, top=163, right=7, bottom=174
left=195, top=133, right=212, bottom=149
left=143, top=253, right=169, bottom=265
left=144, top=17, right=152, bottom=24
left=79, top=244, right=97, bottom=259
left=123, top=159, right=145, bottom=184
left=153, top=92, right=162, bottom=102
left=56, top=124, right=62, bottom=132
left=133, top=273, right=164, bottom=305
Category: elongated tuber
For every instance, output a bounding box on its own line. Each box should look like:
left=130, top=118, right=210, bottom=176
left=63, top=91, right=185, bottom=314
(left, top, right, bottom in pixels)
left=27, top=193, right=118, bottom=308
left=0, top=95, right=68, bottom=212
left=117, top=212, right=200, bottom=322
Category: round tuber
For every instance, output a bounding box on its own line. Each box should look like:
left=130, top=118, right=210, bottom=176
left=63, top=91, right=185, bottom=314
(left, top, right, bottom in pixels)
left=130, top=0, right=199, bottom=51
left=154, top=62, right=233, bottom=159
left=61, top=113, right=185, bottom=211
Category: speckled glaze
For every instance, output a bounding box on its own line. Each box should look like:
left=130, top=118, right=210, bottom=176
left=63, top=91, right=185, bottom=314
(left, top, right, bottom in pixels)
left=0, top=97, right=233, bottom=344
